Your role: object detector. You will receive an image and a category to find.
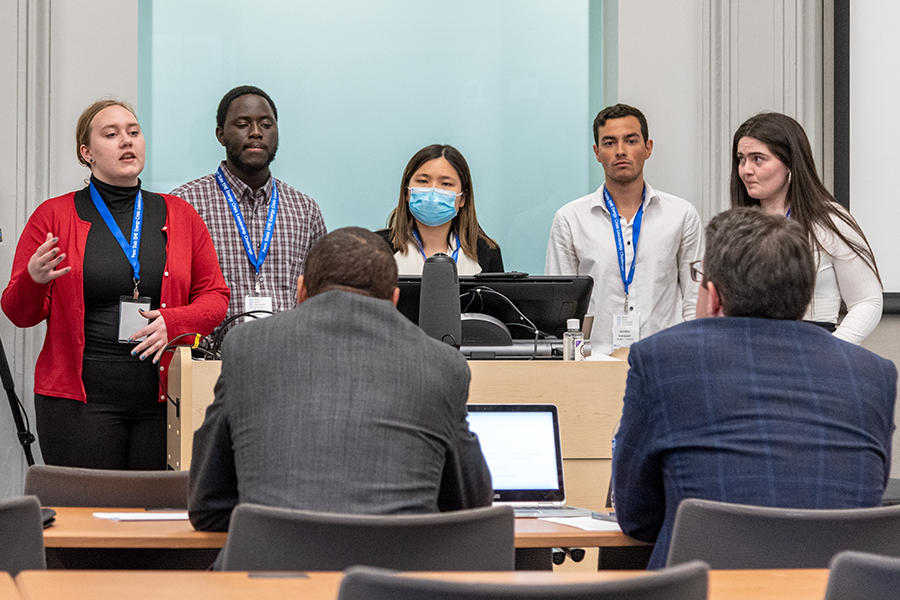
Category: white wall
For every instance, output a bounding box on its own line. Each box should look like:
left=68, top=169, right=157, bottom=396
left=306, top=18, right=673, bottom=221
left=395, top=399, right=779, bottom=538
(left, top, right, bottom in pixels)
left=49, top=1, right=139, bottom=197
left=850, top=1, right=900, bottom=292
left=617, top=0, right=823, bottom=219
left=0, top=0, right=24, bottom=498
left=617, top=0, right=703, bottom=205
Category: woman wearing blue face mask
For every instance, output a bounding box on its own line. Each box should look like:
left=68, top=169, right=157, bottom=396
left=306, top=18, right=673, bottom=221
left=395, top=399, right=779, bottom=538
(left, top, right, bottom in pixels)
left=378, top=144, right=503, bottom=275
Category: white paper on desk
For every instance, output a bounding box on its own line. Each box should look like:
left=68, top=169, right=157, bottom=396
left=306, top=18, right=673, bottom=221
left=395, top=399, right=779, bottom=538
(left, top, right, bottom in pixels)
left=93, top=512, right=189, bottom=521
left=540, top=516, right=622, bottom=532
left=585, top=353, right=621, bottom=362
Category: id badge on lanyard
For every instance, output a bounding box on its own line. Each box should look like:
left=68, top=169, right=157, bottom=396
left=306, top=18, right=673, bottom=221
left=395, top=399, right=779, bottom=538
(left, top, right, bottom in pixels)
left=119, top=296, right=151, bottom=342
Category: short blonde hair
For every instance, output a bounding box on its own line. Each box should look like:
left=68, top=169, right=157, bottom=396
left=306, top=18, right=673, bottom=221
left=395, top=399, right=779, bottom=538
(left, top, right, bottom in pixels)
left=75, top=99, right=138, bottom=168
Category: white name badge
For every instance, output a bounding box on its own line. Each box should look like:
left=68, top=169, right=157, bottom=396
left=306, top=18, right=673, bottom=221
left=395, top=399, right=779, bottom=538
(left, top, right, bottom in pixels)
left=611, top=313, right=641, bottom=350
left=118, top=296, right=151, bottom=343
left=244, top=295, right=273, bottom=318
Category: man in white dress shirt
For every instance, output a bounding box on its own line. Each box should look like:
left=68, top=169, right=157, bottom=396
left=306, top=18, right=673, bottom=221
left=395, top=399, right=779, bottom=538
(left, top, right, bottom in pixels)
left=546, top=104, right=703, bottom=355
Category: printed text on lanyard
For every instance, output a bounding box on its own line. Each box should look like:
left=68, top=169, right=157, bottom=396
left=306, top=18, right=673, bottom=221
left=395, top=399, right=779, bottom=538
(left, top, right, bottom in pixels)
left=603, top=185, right=645, bottom=313
left=215, top=167, right=279, bottom=294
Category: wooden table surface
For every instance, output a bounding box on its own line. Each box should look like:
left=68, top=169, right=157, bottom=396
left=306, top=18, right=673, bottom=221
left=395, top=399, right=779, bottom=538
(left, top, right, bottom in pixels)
left=513, top=517, right=647, bottom=548
left=14, top=569, right=831, bottom=600
left=41, top=507, right=225, bottom=549
left=42, top=507, right=646, bottom=549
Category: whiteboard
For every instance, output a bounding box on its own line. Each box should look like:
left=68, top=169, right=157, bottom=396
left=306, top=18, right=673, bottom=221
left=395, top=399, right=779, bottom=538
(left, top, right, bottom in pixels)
left=850, top=2, right=900, bottom=293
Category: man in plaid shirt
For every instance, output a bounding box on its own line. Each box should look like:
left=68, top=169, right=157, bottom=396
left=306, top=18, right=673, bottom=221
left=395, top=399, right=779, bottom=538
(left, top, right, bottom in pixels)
left=172, top=86, right=326, bottom=345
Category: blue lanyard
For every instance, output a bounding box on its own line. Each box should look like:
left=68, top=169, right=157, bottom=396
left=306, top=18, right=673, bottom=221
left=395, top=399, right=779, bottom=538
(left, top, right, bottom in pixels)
left=785, top=206, right=791, bottom=218
left=413, top=230, right=460, bottom=262
left=215, top=167, right=279, bottom=281
left=89, top=181, right=143, bottom=295
left=603, top=186, right=645, bottom=297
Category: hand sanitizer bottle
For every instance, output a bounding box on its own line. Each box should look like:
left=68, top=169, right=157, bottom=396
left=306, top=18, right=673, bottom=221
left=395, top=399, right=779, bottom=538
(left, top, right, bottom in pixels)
left=563, top=318, right=585, bottom=361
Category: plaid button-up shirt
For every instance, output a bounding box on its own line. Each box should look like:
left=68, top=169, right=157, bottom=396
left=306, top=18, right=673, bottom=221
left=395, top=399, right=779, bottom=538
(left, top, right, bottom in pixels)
left=172, top=162, right=326, bottom=341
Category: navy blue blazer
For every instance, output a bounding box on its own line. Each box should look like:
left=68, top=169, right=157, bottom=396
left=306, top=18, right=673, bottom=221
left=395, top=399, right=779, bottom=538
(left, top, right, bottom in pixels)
left=613, top=317, right=897, bottom=569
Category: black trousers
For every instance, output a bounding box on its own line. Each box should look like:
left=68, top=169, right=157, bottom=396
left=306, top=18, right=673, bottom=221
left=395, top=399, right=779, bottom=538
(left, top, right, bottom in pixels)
left=34, top=356, right=167, bottom=470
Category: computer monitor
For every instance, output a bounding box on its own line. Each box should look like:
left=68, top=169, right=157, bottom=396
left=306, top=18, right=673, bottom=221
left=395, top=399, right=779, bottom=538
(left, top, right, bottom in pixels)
left=396, top=274, right=593, bottom=341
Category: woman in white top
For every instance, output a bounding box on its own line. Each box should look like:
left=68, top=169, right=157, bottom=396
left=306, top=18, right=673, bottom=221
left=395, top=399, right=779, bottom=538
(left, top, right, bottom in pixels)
left=731, top=112, right=881, bottom=343
left=378, top=144, right=503, bottom=276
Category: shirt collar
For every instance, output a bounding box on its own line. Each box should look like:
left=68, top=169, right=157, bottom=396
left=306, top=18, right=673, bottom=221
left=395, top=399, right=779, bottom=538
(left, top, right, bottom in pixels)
left=591, top=181, right=659, bottom=215
left=218, top=161, right=275, bottom=204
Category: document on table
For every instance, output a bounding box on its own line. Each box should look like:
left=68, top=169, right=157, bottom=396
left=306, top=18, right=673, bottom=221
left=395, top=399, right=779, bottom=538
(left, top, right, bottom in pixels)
left=540, top=516, right=622, bottom=531
left=93, top=512, right=189, bottom=521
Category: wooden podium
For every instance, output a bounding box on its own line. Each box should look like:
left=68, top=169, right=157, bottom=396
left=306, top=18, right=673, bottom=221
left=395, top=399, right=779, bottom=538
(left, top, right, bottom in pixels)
left=166, top=348, right=629, bottom=512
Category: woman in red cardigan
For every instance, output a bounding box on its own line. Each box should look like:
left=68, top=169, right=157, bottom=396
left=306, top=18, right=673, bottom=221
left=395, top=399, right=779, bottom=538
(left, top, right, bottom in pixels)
left=2, top=99, right=229, bottom=470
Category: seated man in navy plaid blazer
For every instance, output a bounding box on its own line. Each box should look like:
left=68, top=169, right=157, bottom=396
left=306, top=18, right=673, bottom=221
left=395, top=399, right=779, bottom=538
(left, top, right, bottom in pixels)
left=613, top=207, right=897, bottom=569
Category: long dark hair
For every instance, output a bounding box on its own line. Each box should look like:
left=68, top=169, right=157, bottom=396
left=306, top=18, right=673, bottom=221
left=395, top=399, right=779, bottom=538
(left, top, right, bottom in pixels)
left=730, top=112, right=880, bottom=283
left=386, top=144, right=497, bottom=259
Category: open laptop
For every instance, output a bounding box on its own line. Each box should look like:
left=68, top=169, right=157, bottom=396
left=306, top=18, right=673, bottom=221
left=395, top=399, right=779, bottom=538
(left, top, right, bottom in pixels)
left=466, top=404, right=590, bottom=517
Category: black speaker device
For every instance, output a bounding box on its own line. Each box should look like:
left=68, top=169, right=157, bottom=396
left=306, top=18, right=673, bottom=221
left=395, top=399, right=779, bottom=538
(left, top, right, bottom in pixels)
left=418, top=253, right=462, bottom=348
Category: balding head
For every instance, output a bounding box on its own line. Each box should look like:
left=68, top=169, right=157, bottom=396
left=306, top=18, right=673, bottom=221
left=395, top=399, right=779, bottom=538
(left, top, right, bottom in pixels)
left=298, top=227, right=399, bottom=304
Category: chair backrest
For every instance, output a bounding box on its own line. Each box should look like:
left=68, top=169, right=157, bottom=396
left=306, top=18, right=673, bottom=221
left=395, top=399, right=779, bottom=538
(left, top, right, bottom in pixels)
left=667, top=498, right=900, bottom=569
left=0, top=496, right=46, bottom=575
left=825, top=551, right=900, bottom=600
left=24, top=465, right=189, bottom=508
left=220, top=503, right=515, bottom=571
left=337, top=561, right=709, bottom=600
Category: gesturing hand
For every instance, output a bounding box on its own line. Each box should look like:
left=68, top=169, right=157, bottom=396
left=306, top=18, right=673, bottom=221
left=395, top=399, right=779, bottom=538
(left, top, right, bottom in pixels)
left=27, top=232, right=71, bottom=284
left=129, top=310, right=169, bottom=364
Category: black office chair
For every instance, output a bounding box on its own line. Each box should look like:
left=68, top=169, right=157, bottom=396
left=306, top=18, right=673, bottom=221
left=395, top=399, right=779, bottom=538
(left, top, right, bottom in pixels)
left=0, top=496, right=46, bottom=575
left=825, top=551, right=900, bottom=600
left=24, top=464, right=189, bottom=508
left=881, top=478, right=900, bottom=506
left=667, top=498, right=900, bottom=569
left=337, top=561, right=709, bottom=600
left=220, top=503, right=515, bottom=571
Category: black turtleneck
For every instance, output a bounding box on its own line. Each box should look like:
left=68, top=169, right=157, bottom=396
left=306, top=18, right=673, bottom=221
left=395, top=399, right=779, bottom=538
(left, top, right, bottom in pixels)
left=74, top=176, right=167, bottom=358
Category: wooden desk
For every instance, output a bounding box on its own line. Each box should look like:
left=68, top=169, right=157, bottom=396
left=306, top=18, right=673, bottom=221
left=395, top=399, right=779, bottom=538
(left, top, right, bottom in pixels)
left=14, top=569, right=830, bottom=600
left=41, top=508, right=225, bottom=549
left=41, top=507, right=643, bottom=550
left=513, top=518, right=646, bottom=549
left=0, top=573, right=20, bottom=600
left=167, top=349, right=629, bottom=512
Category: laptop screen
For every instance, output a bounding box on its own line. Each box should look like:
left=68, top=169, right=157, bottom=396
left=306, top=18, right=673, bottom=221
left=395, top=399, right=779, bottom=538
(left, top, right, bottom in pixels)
left=466, top=404, right=565, bottom=504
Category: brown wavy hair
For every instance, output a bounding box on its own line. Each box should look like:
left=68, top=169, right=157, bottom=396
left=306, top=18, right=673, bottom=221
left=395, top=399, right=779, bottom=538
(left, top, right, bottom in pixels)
left=730, top=112, right=880, bottom=284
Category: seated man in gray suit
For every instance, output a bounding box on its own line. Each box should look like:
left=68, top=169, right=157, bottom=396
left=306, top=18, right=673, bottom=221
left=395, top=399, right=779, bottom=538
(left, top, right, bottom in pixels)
left=188, top=227, right=492, bottom=531
left=613, top=207, right=897, bottom=569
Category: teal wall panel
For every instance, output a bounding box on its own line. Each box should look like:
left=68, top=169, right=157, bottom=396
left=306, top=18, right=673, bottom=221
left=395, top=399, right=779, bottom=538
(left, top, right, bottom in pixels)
left=138, top=0, right=610, bottom=274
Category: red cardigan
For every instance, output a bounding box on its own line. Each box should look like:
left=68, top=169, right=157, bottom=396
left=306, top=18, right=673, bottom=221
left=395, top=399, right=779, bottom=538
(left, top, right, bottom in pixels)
left=1, top=191, right=230, bottom=402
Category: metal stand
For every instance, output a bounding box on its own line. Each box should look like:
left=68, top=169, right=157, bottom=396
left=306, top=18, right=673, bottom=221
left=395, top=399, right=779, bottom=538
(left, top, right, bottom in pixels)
left=1, top=336, right=35, bottom=466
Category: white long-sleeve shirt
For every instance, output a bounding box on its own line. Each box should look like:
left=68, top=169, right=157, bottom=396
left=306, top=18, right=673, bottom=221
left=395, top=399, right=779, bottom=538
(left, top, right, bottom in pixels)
left=807, top=208, right=882, bottom=344
left=546, top=182, right=703, bottom=355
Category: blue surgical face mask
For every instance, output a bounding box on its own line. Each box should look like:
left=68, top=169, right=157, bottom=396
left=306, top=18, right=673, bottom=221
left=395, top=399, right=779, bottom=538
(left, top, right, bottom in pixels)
left=408, top=186, right=461, bottom=227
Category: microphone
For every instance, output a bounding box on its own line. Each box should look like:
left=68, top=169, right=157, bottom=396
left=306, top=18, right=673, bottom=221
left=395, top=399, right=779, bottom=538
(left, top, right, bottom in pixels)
left=419, top=253, right=461, bottom=348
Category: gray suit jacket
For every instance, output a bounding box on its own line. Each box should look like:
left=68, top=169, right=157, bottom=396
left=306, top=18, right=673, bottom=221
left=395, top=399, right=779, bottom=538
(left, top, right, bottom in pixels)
left=188, top=290, right=493, bottom=531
